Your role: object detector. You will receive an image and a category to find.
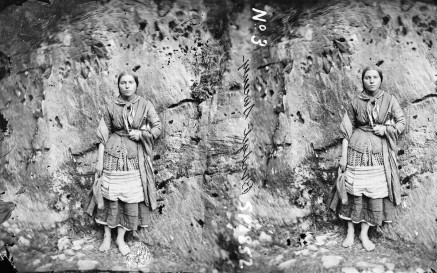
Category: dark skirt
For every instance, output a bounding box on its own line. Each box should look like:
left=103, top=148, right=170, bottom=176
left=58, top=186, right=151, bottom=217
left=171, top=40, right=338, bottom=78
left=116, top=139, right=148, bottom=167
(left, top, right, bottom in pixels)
left=337, top=193, right=395, bottom=226
left=95, top=198, right=152, bottom=231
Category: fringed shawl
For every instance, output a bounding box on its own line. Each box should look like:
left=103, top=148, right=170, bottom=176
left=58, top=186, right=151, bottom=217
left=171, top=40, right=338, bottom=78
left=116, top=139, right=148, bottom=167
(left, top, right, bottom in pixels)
left=330, top=91, right=405, bottom=210
left=86, top=96, right=161, bottom=215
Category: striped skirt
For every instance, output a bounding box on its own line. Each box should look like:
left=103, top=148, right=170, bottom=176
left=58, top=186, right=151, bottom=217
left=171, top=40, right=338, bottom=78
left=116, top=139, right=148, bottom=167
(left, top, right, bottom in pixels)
left=95, top=152, right=152, bottom=231
left=337, top=140, right=394, bottom=226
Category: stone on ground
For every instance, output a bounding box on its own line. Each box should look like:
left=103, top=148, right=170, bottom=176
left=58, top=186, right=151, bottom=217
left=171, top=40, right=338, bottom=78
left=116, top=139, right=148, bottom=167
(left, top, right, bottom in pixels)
left=64, top=249, right=75, bottom=256
left=321, top=255, right=343, bottom=268
left=76, top=252, right=86, bottom=258
left=274, top=254, right=284, bottom=262
left=371, top=264, right=385, bottom=273
left=341, top=267, right=359, bottom=273
left=57, top=236, right=71, bottom=252
left=319, top=248, right=329, bottom=253
left=82, top=244, right=94, bottom=250
left=278, top=259, right=296, bottom=270
left=385, top=262, right=395, bottom=270
left=294, top=249, right=310, bottom=256
left=77, top=260, right=99, bottom=270
left=356, top=261, right=372, bottom=269
left=35, top=263, right=53, bottom=272
left=307, top=245, right=318, bottom=251
left=325, top=240, right=338, bottom=246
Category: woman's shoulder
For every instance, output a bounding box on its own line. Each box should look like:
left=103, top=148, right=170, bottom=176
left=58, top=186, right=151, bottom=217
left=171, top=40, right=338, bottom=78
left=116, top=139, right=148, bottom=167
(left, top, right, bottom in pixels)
left=137, top=96, right=158, bottom=108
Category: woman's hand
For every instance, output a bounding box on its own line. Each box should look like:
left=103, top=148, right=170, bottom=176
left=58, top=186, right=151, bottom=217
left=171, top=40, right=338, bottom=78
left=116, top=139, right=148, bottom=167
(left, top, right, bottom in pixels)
left=339, top=156, right=347, bottom=172
left=129, top=129, right=142, bottom=141
left=373, top=125, right=386, bottom=136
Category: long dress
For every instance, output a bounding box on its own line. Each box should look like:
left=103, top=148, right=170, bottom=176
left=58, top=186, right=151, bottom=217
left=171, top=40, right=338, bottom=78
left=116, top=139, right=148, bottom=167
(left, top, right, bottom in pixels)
left=330, top=90, right=405, bottom=226
left=86, top=94, right=162, bottom=231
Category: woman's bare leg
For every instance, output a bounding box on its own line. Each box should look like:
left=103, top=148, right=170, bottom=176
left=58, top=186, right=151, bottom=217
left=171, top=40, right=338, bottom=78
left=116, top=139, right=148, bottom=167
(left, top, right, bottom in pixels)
left=359, top=222, right=375, bottom=251
left=99, top=225, right=111, bottom=252
left=116, top=226, right=130, bottom=255
left=342, top=221, right=355, bottom=247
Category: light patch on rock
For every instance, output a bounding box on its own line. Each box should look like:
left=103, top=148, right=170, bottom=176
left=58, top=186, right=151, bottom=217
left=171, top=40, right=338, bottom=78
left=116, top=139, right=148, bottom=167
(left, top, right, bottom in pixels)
left=259, top=231, right=272, bottom=242
left=82, top=244, right=94, bottom=251
left=371, top=264, right=385, bottom=273
left=307, top=244, right=318, bottom=251
left=274, top=254, right=284, bottom=262
left=50, top=253, right=66, bottom=260
left=341, top=267, right=359, bottom=273
left=72, top=245, right=82, bottom=250
left=321, top=255, right=343, bottom=268
left=64, top=249, right=75, bottom=256
left=252, top=240, right=260, bottom=247
left=35, top=263, right=53, bottom=272
left=32, top=259, right=41, bottom=266
left=77, top=260, right=99, bottom=271
left=385, top=262, right=395, bottom=270
left=278, top=259, right=296, bottom=270
left=319, top=248, right=329, bottom=253
left=356, top=261, right=372, bottom=269
left=112, top=265, right=128, bottom=271
left=315, top=235, right=328, bottom=245
left=294, top=249, right=310, bottom=256
left=57, top=236, right=71, bottom=252
left=325, top=240, right=338, bottom=246
left=18, top=236, right=30, bottom=247
left=76, top=252, right=86, bottom=258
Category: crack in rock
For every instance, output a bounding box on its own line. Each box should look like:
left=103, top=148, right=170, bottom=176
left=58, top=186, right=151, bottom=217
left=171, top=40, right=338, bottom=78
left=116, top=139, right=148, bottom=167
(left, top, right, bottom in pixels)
left=167, top=99, right=198, bottom=109
left=411, top=93, right=437, bottom=104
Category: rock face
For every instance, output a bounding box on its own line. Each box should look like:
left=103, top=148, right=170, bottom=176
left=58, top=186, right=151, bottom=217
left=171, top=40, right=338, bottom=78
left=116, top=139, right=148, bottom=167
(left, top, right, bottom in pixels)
left=244, top=0, right=437, bottom=255
left=0, top=0, right=244, bottom=269
left=0, top=0, right=436, bottom=271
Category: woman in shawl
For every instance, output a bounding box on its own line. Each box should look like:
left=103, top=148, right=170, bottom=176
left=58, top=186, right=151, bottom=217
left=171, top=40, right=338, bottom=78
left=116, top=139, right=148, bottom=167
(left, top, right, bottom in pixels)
left=332, top=66, right=405, bottom=251
left=89, top=71, right=161, bottom=255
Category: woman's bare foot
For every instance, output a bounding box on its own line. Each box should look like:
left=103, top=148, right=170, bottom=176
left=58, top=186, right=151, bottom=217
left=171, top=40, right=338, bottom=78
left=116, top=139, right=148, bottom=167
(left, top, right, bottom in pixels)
left=359, top=234, right=375, bottom=251
left=342, top=232, right=354, bottom=247
left=99, top=236, right=111, bottom=252
left=116, top=239, right=130, bottom=255
left=342, top=221, right=355, bottom=247
left=99, top=226, right=111, bottom=252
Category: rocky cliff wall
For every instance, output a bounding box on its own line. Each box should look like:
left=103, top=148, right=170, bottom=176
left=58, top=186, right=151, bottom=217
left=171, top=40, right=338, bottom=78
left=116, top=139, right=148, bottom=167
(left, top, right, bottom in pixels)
left=0, top=0, right=247, bottom=268
left=244, top=0, right=437, bottom=255
left=0, top=0, right=436, bottom=271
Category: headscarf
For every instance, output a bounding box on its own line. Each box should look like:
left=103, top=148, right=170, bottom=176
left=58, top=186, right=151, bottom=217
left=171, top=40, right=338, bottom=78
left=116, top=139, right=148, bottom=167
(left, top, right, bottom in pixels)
left=115, top=71, right=140, bottom=132
left=360, top=66, right=384, bottom=127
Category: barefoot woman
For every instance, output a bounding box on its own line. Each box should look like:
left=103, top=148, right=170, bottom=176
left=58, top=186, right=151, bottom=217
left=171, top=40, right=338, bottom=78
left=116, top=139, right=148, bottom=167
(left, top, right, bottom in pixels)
left=89, top=71, right=161, bottom=255
left=333, top=67, right=405, bottom=251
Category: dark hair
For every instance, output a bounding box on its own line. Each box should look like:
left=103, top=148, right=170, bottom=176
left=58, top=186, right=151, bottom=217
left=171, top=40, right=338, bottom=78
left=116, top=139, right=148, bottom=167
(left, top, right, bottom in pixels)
left=117, top=71, right=139, bottom=87
left=361, top=66, right=383, bottom=87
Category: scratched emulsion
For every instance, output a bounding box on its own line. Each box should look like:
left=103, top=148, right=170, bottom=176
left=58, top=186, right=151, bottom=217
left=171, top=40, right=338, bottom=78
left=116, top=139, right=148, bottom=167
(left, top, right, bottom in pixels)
left=0, top=0, right=437, bottom=272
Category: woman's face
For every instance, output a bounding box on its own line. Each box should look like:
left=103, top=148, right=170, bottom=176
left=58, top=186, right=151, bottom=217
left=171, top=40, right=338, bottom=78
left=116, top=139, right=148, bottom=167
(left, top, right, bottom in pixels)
left=363, top=70, right=381, bottom=92
left=118, top=75, right=137, bottom=98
